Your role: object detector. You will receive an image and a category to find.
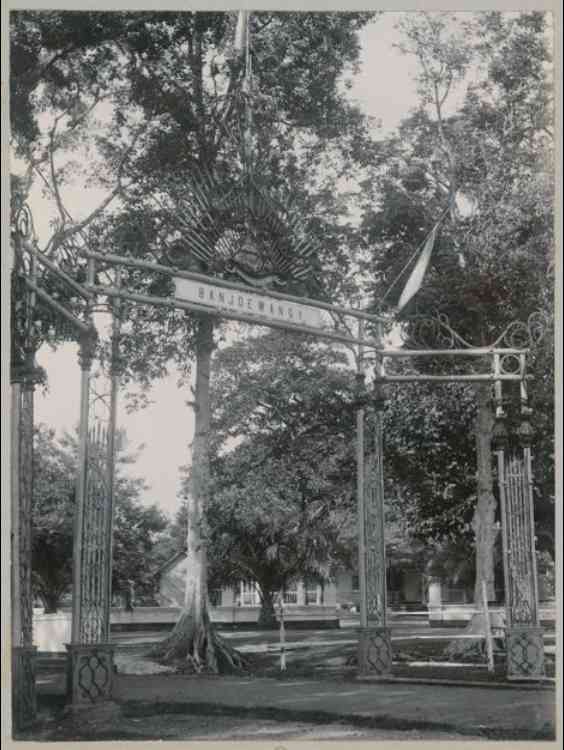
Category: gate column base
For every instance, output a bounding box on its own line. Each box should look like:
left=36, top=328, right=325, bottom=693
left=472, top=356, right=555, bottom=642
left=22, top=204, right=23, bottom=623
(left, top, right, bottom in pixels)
left=505, top=627, right=545, bottom=681
left=12, top=646, right=37, bottom=733
left=66, top=643, right=115, bottom=706
left=357, top=627, right=393, bottom=676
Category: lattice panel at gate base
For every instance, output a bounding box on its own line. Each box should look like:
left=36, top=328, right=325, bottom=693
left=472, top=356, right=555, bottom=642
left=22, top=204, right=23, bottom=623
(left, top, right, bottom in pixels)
left=503, top=452, right=538, bottom=628
left=78, top=423, right=112, bottom=645
left=12, top=646, right=37, bottom=734
left=357, top=627, right=393, bottom=676
left=506, top=627, right=545, bottom=681
left=66, top=644, right=115, bottom=705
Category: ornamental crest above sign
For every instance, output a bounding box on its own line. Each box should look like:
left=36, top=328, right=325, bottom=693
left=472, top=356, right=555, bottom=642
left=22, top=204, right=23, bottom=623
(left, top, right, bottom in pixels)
left=164, top=167, right=318, bottom=292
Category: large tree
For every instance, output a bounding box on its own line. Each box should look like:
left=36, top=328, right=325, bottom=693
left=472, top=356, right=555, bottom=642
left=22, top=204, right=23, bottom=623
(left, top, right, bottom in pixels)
left=360, top=11, right=554, bottom=602
left=11, top=10, right=379, bottom=670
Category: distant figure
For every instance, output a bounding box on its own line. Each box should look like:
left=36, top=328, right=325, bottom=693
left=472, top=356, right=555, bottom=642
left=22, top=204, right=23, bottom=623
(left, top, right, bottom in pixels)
left=124, top=580, right=135, bottom=612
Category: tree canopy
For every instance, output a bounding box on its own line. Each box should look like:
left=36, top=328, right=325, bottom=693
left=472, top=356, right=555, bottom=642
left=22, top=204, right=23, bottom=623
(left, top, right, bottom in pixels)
left=359, top=11, right=554, bottom=599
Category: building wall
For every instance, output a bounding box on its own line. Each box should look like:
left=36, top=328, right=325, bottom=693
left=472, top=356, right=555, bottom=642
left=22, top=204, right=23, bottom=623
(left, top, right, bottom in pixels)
left=163, top=557, right=555, bottom=613
left=333, top=567, right=425, bottom=610
left=158, top=560, right=337, bottom=610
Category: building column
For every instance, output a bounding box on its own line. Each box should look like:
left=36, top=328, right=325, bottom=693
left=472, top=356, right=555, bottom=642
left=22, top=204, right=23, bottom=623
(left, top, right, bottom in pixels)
left=493, top=376, right=545, bottom=681
left=357, top=377, right=393, bottom=676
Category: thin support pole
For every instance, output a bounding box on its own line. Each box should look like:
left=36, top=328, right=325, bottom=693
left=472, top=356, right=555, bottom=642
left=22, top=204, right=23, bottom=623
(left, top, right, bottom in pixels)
left=71, top=257, right=97, bottom=645
left=71, top=349, right=93, bottom=644
left=496, top=448, right=511, bottom=619
left=482, top=580, right=495, bottom=673
left=356, top=320, right=367, bottom=629
left=277, top=596, right=286, bottom=672
left=524, top=443, right=540, bottom=626
left=373, top=405, right=387, bottom=624
left=103, top=268, right=121, bottom=638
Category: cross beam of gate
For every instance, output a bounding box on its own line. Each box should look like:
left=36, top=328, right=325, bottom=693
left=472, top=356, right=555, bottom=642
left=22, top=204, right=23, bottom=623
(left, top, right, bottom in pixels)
left=84, top=250, right=529, bottom=382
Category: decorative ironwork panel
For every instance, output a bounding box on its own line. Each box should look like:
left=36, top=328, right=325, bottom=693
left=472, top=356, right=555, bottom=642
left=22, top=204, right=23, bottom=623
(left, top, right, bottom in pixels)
left=357, top=628, right=393, bottom=676
left=10, top=379, right=38, bottom=732
left=18, top=385, right=35, bottom=648
left=506, top=628, right=545, bottom=680
left=66, top=644, right=115, bottom=705
left=363, top=413, right=387, bottom=626
left=494, top=398, right=544, bottom=681
left=159, top=167, right=318, bottom=291
left=11, top=647, right=37, bottom=733
left=502, top=450, right=538, bottom=627
left=78, top=422, right=111, bottom=644
left=401, top=311, right=549, bottom=351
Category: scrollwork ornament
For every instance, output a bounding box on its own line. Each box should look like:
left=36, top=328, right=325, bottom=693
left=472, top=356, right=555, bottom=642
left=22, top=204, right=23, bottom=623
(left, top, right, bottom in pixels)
left=527, top=310, right=550, bottom=345
left=495, top=311, right=551, bottom=349
left=400, top=312, right=475, bottom=350
left=499, top=353, right=522, bottom=376
left=499, top=321, right=532, bottom=349
left=399, top=310, right=550, bottom=352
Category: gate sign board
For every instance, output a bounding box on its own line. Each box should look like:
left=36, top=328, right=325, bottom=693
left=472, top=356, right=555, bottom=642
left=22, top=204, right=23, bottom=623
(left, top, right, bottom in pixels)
left=174, top=277, right=325, bottom=330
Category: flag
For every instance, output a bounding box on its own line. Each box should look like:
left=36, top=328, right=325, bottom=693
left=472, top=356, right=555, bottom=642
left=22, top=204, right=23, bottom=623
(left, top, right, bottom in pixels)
left=234, top=10, right=249, bottom=58
left=397, top=220, right=441, bottom=311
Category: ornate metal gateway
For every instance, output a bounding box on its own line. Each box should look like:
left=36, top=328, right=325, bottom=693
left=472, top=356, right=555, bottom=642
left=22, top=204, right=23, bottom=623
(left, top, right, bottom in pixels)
left=10, top=199, right=548, bottom=727
left=9, top=14, right=550, bottom=725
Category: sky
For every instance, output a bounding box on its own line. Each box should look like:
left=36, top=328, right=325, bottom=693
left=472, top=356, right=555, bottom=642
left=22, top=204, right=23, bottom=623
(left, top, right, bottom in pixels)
left=30, top=12, right=470, bottom=517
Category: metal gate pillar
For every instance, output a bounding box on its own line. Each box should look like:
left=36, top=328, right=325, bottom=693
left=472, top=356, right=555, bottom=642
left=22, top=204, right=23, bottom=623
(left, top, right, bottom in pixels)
left=66, top=324, right=116, bottom=707
left=493, top=397, right=545, bottom=680
left=357, top=378, right=393, bottom=675
left=10, top=217, right=40, bottom=733
left=10, top=355, right=39, bottom=731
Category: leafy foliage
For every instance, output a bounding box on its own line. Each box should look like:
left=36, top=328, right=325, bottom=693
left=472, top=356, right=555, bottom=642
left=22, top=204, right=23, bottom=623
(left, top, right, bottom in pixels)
left=383, top=381, right=478, bottom=546
left=32, top=426, right=76, bottom=612
left=167, top=332, right=359, bottom=615
left=31, top=424, right=169, bottom=611
left=359, top=12, right=555, bottom=591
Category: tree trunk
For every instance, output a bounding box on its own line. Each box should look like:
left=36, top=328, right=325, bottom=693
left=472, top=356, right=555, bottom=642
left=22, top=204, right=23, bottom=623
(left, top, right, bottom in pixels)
left=149, top=317, right=246, bottom=673
left=42, top=591, right=60, bottom=614
left=472, top=384, right=498, bottom=603
left=257, top=589, right=278, bottom=629
left=444, top=386, right=501, bottom=661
